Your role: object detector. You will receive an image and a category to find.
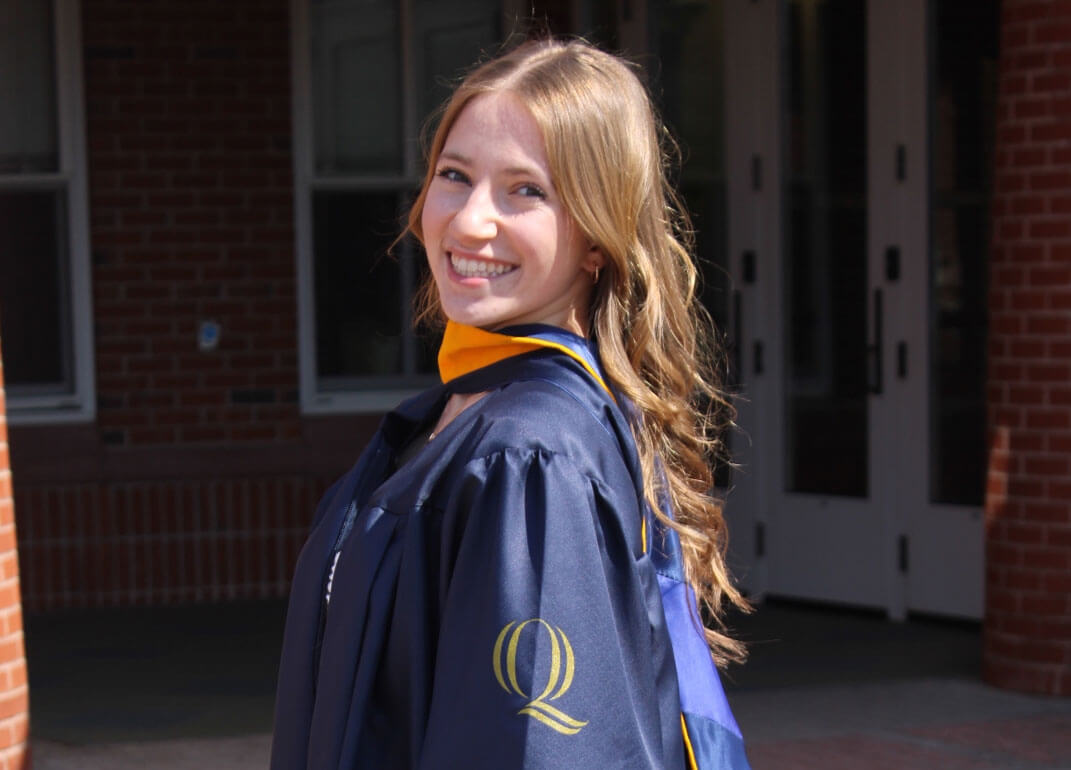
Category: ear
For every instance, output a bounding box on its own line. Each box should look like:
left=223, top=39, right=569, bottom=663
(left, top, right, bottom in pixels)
left=584, top=243, right=605, bottom=274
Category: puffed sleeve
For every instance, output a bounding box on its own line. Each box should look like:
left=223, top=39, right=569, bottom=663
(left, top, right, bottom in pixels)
left=419, top=447, right=686, bottom=769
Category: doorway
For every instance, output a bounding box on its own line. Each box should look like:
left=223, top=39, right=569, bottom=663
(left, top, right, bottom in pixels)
left=724, top=0, right=996, bottom=619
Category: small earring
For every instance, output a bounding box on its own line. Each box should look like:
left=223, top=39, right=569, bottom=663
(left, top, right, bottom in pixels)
left=592, top=266, right=600, bottom=285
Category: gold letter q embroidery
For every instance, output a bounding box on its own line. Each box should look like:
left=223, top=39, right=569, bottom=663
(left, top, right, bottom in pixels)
left=492, top=619, right=588, bottom=735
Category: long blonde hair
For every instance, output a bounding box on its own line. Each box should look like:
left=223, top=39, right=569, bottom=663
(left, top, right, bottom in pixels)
left=407, top=38, right=747, bottom=666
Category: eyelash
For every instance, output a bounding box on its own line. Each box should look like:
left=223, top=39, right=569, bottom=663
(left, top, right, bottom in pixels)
left=436, top=167, right=468, bottom=184
left=434, top=167, right=547, bottom=200
left=516, top=183, right=546, bottom=199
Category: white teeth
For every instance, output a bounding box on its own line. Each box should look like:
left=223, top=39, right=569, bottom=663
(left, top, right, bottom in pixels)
left=450, top=254, right=516, bottom=278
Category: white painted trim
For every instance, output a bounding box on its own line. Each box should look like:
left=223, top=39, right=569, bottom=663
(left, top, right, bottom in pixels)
left=903, top=0, right=983, bottom=620
left=868, top=0, right=912, bottom=620
left=290, top=0, right=319, bottom=415
left=6, top=398, right=90, bottom=425
left=400, top=0, right=417, bottom=179
left=302, top=387, right=428, bottom=415
left=724, top=0, right=783, bottom=599
left=0, top=174, right=71, bottom=190
left=751, top=0, right=785, bottom=605
left=7, top=0, right=95, bottom=423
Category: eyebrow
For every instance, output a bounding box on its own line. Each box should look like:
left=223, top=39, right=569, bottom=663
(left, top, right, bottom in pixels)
left=438, top=150, right=470, bottom=165
left=437, top=151, right=548, bottom=181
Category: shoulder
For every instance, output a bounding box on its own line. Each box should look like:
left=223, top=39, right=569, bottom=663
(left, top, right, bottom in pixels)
left=440, top=379, right=646, bottom=553
left=443, top=435, right=646, bottom=568
left=463, top=378, right=631, bottom=479
left=485, top=376, right=611, bottom=432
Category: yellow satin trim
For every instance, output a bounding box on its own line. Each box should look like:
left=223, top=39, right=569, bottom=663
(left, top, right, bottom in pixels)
left=681, top=713, right=698, bottom=770
left=439, top=322, right=646, bottom=550
left=438, top=321, right=613, bottom=399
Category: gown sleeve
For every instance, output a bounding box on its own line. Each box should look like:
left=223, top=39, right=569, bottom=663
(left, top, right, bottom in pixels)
left=418, top=447, right=685, bottom=769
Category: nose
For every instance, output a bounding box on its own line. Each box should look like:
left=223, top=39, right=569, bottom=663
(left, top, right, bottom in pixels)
left=449, top=181, right=498, bottom=242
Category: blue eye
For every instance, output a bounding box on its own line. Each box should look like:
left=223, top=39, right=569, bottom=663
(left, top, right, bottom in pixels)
left=436, top=167, right=469, bottom=184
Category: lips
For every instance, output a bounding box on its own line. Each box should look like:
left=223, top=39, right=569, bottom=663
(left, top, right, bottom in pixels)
left=449, top=253, right=517, bottom=278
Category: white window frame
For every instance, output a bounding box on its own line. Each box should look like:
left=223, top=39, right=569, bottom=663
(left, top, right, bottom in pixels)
left=291, top=0, right=423, bottom=414
left=4, top=0, right=95, bottom=424
left=291, top=0, right=524, bottom=414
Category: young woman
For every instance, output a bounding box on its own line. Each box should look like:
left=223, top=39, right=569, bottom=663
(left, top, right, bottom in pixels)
left=272, top=39, right=751, bottom=769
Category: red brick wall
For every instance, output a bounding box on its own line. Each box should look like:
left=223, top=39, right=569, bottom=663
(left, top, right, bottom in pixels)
left=985, top=0, right=1071, bottom=695
left=0, top=343, right=30, bottom=769
left=14, top=477, right=324, bottom=610
left=7, top=0, right=386, bottom=611
left=84, top=0, right=299, bottom=447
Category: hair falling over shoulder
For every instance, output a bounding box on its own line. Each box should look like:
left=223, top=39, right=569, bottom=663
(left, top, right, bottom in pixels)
left=407, top=37, right=749, bottom=666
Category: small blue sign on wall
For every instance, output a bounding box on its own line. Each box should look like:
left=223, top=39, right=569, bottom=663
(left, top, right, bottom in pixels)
left=198, top=320, right=221, bottom=351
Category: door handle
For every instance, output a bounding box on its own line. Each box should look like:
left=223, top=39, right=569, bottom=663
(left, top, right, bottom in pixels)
left=868, top=288, right=883, bottom=394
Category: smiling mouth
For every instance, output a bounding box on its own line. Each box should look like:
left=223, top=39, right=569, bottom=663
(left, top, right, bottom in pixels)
left=450, top=254, right=517, bottom=278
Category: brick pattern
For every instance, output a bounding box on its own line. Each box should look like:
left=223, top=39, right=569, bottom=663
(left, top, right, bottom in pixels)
left=13, top=476, right=326, bottom=610
left=83, top=0, right=300, bottom=446
left=0, top=343, right=30, bottom=769
left=985, top=0, right=1071, bottom=695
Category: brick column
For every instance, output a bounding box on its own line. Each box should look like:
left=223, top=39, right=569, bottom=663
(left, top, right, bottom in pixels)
left=0, top=339, right=30, bottom=767
left=985, top=0, right=1071, bottom=695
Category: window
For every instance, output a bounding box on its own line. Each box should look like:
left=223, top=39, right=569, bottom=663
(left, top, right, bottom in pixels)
left=0, top=0, right=94, bottom=422
left=293, top=0, right=506, bottom=412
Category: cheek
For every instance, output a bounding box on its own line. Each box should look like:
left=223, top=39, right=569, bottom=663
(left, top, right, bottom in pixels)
left=421, top=192, right=449, bottom=242
left=550, top=219, right=584, bottom=271
left=420, top=206, right=437, bottom=244
left=520, top=213, right=566, bottom=261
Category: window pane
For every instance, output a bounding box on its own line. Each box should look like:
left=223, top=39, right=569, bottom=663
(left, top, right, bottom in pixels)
left=0, top=189, right=71, bottom=392
left=654, top=0, right=731, bottom=486
left=413, top=0, right=501, bottom=125
left=0, top=0, right=59, bottom=173
left=313, top=190, right=434, bottom=386
left=930, top=0, right=998, bottom=505
left=656, top=0, right=729, bottom=330
left=784, top=0, right=868, bottom=496
left=311, top=0, right=402, bottom=174
left=306, top=0, right=501, bottom=387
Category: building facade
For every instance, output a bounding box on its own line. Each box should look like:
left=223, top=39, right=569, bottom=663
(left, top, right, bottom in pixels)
left=2, top=0, right=1068, bottom=696
left=0, top=344, right=28, bottom=770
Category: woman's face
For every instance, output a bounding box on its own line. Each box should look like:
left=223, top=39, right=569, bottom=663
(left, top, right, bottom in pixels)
left=421, top=92, right=600, bottom=335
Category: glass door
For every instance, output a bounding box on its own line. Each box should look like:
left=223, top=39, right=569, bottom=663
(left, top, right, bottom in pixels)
left=783, top=0, right=868, bottom=501
left=728, top=0, right=990, bottom=618
left=764, top=0, right=894, bottom=610
left=904, top=0, right=998, bottom=619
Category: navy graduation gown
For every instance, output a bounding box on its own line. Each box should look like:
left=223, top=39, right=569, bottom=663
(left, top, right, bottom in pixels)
left=271, top=324, right=749, bottom=769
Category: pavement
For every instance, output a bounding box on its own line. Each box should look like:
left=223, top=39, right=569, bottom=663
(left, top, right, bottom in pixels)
left=24, top=599, right=1071, bottom=769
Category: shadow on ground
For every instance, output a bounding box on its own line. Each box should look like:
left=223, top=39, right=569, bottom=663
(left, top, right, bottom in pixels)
left=26, top=600, right=287, bottom=744
left=28, top=599, right=1071, bottom=769
left=26, top=597, right=983, bottom=744
left=722, top=599, right=982, bottom=692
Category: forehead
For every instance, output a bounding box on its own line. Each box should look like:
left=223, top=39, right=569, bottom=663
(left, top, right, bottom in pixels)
left=442, top=92, right=549, bottom=167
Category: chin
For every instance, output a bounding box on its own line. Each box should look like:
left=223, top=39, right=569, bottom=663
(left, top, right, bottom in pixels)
left=441, top=307, right=508, bottom=330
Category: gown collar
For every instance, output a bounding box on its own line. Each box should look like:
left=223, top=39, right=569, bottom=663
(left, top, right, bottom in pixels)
left=437, top=320, right=613, bottom=399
